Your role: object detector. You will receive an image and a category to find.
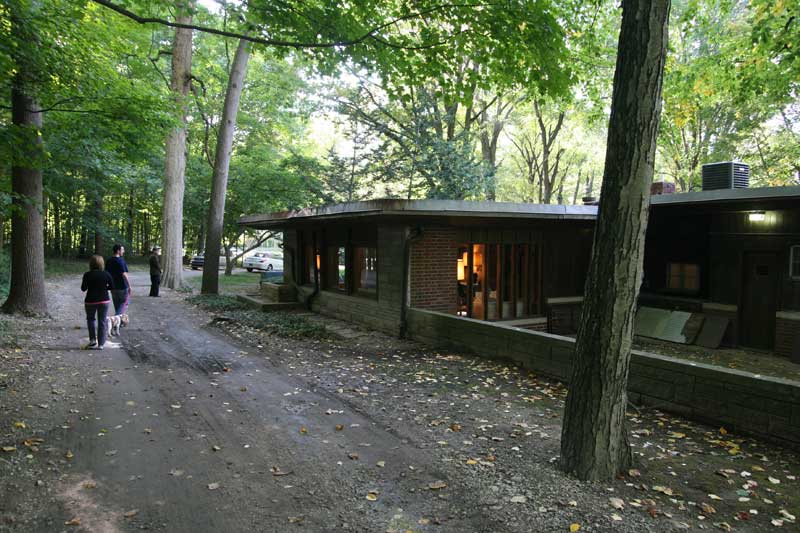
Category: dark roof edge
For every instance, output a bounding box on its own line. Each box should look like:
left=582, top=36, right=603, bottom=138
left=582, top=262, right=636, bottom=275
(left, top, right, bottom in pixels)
left=239, top=199, right=598, bottom=227
left=650, top=185, right=800, bottom=206
left=240, top=186, right=800, bottom=228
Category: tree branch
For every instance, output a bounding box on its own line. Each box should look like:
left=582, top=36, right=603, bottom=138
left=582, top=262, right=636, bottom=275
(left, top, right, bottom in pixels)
left=91, top=0, right=480, bottom=51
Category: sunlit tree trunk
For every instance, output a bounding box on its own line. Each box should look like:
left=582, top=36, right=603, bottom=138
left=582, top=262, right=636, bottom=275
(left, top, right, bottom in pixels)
left=202, top=38, right=250, bottom=294
left=161, top=0, right=194, bottom=289
left=560, top=0, right=670, bottom=481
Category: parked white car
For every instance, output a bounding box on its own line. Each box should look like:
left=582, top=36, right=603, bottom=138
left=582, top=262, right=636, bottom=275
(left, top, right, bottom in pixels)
left=243, top=251, right=283, bottom=272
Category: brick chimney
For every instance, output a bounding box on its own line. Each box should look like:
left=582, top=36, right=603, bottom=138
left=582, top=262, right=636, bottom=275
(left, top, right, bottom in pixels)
left=650, top=181, right=676, bottom=195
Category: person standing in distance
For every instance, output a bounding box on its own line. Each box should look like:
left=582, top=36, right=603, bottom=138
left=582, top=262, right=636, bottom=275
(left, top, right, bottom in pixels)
left=106, top=243, right=131, bottom=315
left=149, top=246, right=162, bottom=297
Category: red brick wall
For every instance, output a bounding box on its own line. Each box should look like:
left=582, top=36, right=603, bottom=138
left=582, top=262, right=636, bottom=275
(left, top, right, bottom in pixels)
left=775, top=316, right=800, bottom=357
left=410, top=226, right=457, bottom=314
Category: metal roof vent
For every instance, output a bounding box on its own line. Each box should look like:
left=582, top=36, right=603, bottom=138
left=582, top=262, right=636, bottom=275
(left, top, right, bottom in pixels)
left=701, top=161, right=749, bottom=191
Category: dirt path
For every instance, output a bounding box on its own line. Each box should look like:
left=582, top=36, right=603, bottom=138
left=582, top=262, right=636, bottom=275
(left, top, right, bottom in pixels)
left=0, top=272, right=497, bottom=532
left=1, top=272, right=798, bottom=532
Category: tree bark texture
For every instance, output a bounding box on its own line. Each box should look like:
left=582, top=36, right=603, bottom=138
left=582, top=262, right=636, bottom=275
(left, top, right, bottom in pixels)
left=201, top=38, right=250, bottom=295
left=2, top=84, right=47, bottom=315
left=560, top=0, right=670, bottom=481
left=161, top=0, right=194, bottom=289
left=2, top=0, right=47, bottom=315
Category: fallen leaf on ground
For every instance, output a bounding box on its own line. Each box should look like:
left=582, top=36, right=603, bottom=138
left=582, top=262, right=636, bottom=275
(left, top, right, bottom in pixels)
left=609, top=497, right=625, bottom=510
left=376, top=461, right=385, bottom=468
left=335, top=424, right=344, bottom=431
left=1, top=446, right=16, bottom=452
left=611, top=514, right=622, bottom=521
left=169, top=469, right=184, bottom=477
left=271, top=466, right=291, bottom=476
left=288, top=516, right=304, bottom=523
left=64, top=518, right=81, bottom=526
left=510, top=495, right=527, bottom=503
left=348, top=452, right=359, bottom=460
left=82, top=481, right=97, bottom=489
left=207, top=482, right=220, bottom=490
left=366, top=491, right=378, bottom=501
left=701, top=502, right=716, bottom=514
left=428, top=481, right=447, bottom=490
left=569, top=524, right=581, bottom=532
left=65, top=450, right=74, bottom=460
left=124, top=509, right=139, bottom=518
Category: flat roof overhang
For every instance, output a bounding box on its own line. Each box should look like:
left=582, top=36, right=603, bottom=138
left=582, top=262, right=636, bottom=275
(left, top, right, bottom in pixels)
left=240, top=186, right=800, bottom=230
left=650, top=185, right=800, bottom=212
left=239, top=199, right=599, bottom=230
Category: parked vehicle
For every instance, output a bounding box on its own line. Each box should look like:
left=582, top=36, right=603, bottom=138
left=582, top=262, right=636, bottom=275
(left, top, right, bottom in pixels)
left=243, top=251, right=283, bottom=272
left=189, top=253, right=227, bottom=270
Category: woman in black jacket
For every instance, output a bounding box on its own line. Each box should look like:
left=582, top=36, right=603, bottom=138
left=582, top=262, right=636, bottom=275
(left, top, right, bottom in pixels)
left=81, top=255, right=114, bottom=349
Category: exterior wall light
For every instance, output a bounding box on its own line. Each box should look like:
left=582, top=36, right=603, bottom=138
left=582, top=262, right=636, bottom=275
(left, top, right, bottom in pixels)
left=748, top=211, right=766, bottom=222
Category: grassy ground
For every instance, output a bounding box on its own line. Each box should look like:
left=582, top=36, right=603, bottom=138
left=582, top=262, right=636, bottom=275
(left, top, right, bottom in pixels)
left=184, top=270, right=261, bottom=294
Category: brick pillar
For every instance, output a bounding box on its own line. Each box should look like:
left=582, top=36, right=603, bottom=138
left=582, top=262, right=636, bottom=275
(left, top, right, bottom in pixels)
left=409, top=226, right=458, bottom=314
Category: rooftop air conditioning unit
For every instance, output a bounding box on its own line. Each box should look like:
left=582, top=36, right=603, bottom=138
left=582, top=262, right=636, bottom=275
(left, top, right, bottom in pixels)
left=701, top=161, right=749, bottom=191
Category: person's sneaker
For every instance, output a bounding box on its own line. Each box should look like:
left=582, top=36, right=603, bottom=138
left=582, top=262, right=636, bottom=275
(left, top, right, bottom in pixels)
left=93, top=344, right=105, bottom=350
left=104, top=341, right=122, bottom=349
left=85, top=341, right=97, bottom=349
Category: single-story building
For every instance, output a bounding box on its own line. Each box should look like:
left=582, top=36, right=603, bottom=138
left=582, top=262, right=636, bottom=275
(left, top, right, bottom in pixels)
left=240, top=185, right=800, bottom=359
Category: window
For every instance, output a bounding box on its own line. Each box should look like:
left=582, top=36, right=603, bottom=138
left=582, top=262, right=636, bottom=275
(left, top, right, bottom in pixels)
left=302, top=243, right=318, bottom=285
left=353, top=247, right=377, bottom=295
left=667, top=262, right=699, bottom=292
left=325, top=245, right=347, bottom=291
left=791, top=246, right=800, bottom=280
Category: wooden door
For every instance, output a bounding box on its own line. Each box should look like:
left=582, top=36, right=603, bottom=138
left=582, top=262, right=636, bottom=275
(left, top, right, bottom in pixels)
left=740, top=252, right=778, bottom=350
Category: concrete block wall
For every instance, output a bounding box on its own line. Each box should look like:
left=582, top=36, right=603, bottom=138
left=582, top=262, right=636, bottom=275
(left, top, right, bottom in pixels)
left=776, top=312, right=800, bottom=358
left=407, top=308, right=800, bottom=450
left=409, top=226, right=458, bottom=314
left=294, top=225, right=406, bottom=335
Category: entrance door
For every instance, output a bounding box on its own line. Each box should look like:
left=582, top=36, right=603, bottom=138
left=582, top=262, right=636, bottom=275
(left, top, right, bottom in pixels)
left=740, top=252, right=778, bottom=350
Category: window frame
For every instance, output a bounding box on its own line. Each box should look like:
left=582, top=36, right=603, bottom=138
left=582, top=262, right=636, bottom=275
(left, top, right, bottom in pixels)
left=665, top=262, right=700, bottom=293
left=352, top=245, right=378, bottom=299
left=790, top=245, right=800, bottom=281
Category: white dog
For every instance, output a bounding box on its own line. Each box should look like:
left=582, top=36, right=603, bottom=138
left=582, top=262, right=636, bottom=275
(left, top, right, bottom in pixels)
left=105, top=314, right=129, bottom=337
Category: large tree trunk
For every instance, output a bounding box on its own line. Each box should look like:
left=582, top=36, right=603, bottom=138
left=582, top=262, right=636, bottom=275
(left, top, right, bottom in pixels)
left=161, top=0, right=194, bottom=289
left=201, top=38, right=250, bottom=295
left=2, top=83, right=47, bottom=315
left=560, top=0, right=670, bottom=481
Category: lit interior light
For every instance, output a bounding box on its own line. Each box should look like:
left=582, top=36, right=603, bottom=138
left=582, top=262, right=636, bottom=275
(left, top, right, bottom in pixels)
left=748, top=211, right=766, bottom=222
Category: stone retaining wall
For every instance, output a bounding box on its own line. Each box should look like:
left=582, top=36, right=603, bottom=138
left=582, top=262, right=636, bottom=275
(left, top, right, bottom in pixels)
left=407, top=308, right=800, bottom=450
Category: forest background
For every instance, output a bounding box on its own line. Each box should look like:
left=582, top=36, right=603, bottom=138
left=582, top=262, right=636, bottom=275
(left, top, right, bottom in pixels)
left=1, top=0, right=797, bottom=289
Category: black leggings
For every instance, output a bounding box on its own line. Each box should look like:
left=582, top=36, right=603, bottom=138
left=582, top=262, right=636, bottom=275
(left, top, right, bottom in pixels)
left=85, top=302, right=109, bottom=346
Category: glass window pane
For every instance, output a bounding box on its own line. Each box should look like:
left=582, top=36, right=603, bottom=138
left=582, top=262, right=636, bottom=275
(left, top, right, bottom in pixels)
left=354, top=247, right=377, bottom=293
left=471, top=244, right=485, bottom=320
